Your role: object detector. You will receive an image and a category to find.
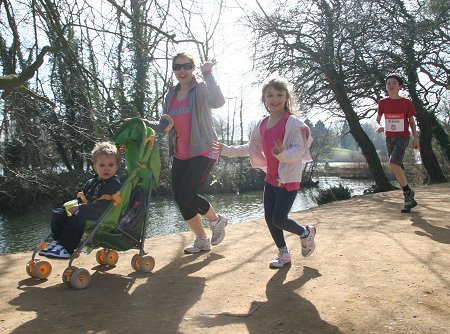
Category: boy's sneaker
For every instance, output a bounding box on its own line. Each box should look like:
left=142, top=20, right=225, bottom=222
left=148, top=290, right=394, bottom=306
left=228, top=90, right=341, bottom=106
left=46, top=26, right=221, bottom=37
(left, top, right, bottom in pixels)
left=301, top=226, right=316, bottom=257
left=210, top=215, right=228, bottom=245
left=45, top=244, right=71, bottom=259
left=401, top=190, right=417, bottom=213
left=184, top=237, right=211, bottom=254
left=38, top=240, right=57, bottom=256
left=269, top=251, right=291, bottom=268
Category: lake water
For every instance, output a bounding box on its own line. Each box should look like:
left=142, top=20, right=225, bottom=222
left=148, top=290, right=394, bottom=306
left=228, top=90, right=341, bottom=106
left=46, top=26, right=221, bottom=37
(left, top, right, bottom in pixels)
left=0, top=176, right=373, bottom=255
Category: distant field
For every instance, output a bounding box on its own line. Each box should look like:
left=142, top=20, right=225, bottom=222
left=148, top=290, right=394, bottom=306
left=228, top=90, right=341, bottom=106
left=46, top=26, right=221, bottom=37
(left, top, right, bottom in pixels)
left=327, top=148, right=365, bottom=162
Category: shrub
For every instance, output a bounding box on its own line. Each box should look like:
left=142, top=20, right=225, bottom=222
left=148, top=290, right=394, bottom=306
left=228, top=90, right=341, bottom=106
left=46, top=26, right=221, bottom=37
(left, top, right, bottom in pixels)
left=314, top=183, right=352, bottom=205
left=0, top=169, right=89, bottom=212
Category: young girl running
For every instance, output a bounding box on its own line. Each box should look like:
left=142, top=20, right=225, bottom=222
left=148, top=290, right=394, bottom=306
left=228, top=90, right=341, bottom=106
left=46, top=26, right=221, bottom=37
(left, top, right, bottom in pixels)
left=218, top=77, right=316, bottom=268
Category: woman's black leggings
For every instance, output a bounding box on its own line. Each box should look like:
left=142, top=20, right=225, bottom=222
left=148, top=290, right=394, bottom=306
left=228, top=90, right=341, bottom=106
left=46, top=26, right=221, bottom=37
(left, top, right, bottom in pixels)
left=171, top=156, right=216, bottom=221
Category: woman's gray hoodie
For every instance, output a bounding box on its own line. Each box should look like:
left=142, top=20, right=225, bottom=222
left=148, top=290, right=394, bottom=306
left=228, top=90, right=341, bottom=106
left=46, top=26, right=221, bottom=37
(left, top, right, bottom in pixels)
left=162, top=72, right=225, bottom=157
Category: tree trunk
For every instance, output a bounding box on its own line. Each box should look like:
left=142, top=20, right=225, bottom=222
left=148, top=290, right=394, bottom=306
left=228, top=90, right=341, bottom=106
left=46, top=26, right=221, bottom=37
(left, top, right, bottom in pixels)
left=130, top=0, right=149, bottom=117
left=430, top=113, right=450, bottom=164
left=406, top=70, right=447, bottom=183
left=328, top=70, right=395, bottom=192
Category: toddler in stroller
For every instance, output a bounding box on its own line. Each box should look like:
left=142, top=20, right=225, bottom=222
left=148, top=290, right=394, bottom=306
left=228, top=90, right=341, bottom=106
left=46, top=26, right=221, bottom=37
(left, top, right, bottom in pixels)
left=26, top=116, right=172, bottom=289
left=40, top=141, right=122, bottom=259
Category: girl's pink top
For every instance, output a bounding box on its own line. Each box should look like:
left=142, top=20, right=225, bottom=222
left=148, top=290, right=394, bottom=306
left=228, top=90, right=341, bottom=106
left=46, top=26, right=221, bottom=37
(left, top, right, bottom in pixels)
left=260, top=113, right=300, bottom=191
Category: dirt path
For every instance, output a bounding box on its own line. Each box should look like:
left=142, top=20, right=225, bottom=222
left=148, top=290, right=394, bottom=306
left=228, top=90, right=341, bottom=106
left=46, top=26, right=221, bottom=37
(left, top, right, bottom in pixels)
left=1, top=183, right=449, bottom=334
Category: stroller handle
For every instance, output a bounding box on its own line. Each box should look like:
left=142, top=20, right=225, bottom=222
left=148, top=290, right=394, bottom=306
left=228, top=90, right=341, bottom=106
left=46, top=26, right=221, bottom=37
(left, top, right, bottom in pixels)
left=160, top=114, right=174, bottom=133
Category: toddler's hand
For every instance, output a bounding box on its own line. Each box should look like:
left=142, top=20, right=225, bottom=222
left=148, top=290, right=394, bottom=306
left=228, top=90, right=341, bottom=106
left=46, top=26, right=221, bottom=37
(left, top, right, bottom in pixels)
left=68, top=206, right=79, bottom=214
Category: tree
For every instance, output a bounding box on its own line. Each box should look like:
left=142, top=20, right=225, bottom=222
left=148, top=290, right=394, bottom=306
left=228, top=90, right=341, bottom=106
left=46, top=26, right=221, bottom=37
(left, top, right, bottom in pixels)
left=339, top=121, right=357, bottom=151
left=249, top=0, right=395, bottom=192
left=0, top=46, right=55, bottom=106
left=371, top=0, right=448, bottom=182
left=0, top=0, right=199, bottom=209
left=303, top=119, right=338, bottom=182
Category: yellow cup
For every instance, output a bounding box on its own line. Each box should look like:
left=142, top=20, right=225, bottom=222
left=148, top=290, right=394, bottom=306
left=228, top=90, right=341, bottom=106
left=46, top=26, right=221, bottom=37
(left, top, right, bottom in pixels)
left=63, top=199, right=78, bottom=217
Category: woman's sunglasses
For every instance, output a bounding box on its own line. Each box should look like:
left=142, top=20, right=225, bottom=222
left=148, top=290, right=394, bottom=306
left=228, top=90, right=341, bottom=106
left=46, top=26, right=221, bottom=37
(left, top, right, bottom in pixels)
left=172, top=62, right=194, bottom=71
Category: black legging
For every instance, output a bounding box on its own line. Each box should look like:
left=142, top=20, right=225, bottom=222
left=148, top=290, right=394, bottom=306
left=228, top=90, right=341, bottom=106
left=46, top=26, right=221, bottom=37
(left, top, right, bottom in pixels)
left=263, top=182, right=306, bottom=249
left=50, top=204, right=105, bottom=254
left=171, top=156, right=216, bottom=221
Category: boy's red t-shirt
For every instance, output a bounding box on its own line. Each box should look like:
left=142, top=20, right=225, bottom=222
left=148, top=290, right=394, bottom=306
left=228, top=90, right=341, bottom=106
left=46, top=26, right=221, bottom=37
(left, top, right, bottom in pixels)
left=377, top=97, right=416, bottom=138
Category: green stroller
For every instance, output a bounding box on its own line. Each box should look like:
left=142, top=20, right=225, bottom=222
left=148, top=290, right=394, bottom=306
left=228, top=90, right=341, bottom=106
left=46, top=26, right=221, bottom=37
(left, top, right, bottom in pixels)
left=26, top=117, right=171, bottom=289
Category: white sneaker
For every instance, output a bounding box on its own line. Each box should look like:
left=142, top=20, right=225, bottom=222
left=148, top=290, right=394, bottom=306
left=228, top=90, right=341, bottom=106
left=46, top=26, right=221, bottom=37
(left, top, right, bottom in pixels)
left=301, top=226, right=316, bottom=257
left=38, top=240, right=57, bottom=256
left=269, top=251, right=291, bottom=268
left=45, top=244, right=71, bottom=259
left=184, top=237, right=211, bottom=254
left=210, top=215, right=228, bottom=245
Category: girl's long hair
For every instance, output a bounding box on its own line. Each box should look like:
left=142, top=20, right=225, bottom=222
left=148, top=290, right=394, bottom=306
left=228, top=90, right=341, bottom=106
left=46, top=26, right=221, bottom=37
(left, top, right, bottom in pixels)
left=261, top=76, right=294, bottom=114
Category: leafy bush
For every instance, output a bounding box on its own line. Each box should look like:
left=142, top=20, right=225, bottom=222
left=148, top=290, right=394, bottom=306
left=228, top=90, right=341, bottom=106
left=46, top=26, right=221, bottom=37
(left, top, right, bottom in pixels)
left=0, top=169, right=89, bottom=212
left=314, top=183, right=352, bottom=205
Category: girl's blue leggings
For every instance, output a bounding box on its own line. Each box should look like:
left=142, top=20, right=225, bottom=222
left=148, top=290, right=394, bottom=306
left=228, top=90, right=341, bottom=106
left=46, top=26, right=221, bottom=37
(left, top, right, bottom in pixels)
left=263, top=182, right=306, bottom=248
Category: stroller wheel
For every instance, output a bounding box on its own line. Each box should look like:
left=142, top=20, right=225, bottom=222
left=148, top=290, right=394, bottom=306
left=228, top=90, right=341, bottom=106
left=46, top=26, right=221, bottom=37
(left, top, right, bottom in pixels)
left=105, top=250, right=119, bottom=266
left=131, top=254, right=140, bottom=271
left=26, top=260, right=39, bottom=277
left=70, top=268, right=91, bottom=290
left=32, top=260, right=52, bottom=279
left=139, top=255, right=155, bottom=273
left=96, top=249, right=107, bottom=265
left=62, top=266, right=78, bottom=285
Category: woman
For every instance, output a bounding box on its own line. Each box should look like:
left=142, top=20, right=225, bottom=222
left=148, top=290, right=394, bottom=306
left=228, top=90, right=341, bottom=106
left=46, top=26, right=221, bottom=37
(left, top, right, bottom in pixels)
left=162, top=52, right=228, bottom=254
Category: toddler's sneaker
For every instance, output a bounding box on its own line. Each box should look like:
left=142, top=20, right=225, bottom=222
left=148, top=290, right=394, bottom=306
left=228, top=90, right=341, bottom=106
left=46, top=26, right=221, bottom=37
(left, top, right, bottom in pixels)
left=269, top=251, right=291, bottom=269
left=38, top=240, right=57, bottom=256
left=301, top=226, right=316, bottom=257
left=45, top=244, right=71, bottom=259
left=210, top=215, right=228, bottom=245
left=184, top=237, right=211, bottom=254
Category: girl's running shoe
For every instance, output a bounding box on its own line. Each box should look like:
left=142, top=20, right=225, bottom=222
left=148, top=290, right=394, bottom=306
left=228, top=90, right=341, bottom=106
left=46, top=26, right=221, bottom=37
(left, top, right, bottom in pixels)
left=301, top=226, right=316, bottom=257
left=269, top=251, right=291, bottom=268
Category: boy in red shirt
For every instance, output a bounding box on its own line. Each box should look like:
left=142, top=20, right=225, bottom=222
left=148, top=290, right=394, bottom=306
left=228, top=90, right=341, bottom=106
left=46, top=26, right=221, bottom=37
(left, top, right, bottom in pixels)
left=376, top=73, right=420, bottom=213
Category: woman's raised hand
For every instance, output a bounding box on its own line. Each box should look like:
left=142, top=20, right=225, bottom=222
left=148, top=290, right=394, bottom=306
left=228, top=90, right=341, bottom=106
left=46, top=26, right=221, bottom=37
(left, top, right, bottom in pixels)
left=200, top=59, right=217, bottom=73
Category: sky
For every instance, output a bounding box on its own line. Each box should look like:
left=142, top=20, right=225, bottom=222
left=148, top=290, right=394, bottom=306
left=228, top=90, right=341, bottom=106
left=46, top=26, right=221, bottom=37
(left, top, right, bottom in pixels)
left=168, top=0, right=280, bottom=137
left=171, top=0, right=341, bottom=138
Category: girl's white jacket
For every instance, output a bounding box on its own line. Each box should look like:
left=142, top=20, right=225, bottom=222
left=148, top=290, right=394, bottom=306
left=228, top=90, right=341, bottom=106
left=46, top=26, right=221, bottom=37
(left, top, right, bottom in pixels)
left=220, top=115, right=313, bottom=185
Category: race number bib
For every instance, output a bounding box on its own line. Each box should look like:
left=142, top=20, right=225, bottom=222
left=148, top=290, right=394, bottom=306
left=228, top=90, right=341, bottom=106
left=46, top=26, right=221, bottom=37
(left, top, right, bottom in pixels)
left=385, top=114, right=404, bottom=132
